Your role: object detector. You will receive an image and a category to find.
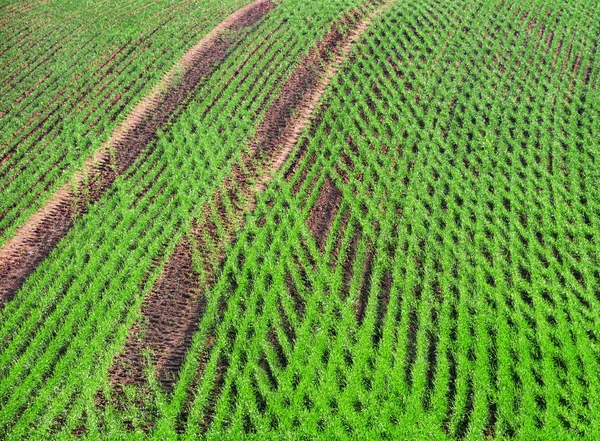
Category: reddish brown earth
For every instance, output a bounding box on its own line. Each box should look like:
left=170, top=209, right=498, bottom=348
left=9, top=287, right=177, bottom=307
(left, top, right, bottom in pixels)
left=584, top=65, right=592, bottom=85
left=108, top=1, right=395, bottom=401
left=109, top=240, right=203, bottom=390
left=545, top=32, right=554, bottom=51
left=0, top=0, right=275, bottom=307
left=573, top=54, right=582, bottom=76
left=307, top=178, right=343, bottom=249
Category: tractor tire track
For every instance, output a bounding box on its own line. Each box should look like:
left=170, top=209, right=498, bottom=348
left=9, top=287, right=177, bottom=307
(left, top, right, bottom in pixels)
left=0, top=0, right=276, bottom=307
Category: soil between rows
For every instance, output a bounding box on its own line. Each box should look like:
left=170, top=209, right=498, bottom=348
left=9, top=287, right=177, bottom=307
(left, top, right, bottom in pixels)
left=307, top=178, right=343, bottom=249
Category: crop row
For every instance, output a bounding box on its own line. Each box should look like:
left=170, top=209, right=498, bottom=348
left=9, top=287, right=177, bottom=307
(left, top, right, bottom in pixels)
left=0, top=0, right=376, bottom=438
left=147, top=0, right=600, bottom=438
left=0, top=0, right=252, bottom=245
left=1, top=0, right=598, bottom=438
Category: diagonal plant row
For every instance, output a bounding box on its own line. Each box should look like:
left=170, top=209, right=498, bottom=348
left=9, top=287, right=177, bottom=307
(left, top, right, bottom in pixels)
left=0, top=0, right=378, bottom=437
left=144, top=0, right=600, bottom=438
left=0, top=0, right=274, bottom=306
left=108, top=0, right=395, bottom=422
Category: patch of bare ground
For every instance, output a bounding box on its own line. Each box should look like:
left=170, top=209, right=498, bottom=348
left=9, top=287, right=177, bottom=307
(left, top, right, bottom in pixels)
left=0, top=0, right=275, bottom=307
left=109, top=0, right=396, bottom=427
left=109, top=240, right=203, bottom=390
left=405, top=308, right=419, bottom=389
left=307, top=178, right=342, bottom=249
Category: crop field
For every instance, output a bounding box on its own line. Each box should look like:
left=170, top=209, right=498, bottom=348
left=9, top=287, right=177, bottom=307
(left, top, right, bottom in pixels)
left=0, top=0, right=599, bottom=439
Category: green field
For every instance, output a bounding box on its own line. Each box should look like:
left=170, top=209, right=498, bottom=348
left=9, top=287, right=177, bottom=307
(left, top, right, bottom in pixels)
left=0, top=0, right=599, bottom=439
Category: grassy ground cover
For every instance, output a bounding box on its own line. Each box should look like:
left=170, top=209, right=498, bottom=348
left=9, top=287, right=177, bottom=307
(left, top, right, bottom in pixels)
left=0, top=0, right=598, bottom=438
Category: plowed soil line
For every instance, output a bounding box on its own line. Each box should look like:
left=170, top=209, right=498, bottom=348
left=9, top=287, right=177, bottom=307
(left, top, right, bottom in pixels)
left=110, top=240, right=202, bottom=389
left=111, top=1, right=395, bottom=392
left=0, top=0, right=275, bottom=307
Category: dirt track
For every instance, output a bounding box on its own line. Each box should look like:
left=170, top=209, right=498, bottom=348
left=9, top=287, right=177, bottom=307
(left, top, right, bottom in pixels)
left=110, top=2, right=394, bottom=393
left=0, top=0, right=275, bottom=307
left=109, top=240, right=203, bottom=390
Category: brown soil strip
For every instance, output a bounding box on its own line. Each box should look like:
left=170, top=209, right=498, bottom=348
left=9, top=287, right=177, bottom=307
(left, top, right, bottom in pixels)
left=0, top=0, right=275, bottom=307
left=307, top=178, right=342, bottom=249
left=584, top=64, right=592, bottom=86
left=259, top=352, right=278, bottom=390
left=545, top=32, right=554, bottom=52
left=268, top=327, right=288, bottom=369
left=109, top=240, right=203, bottom=390
left=405, top=308, right=419, bottom=388
left=572, top=54, right=582, bottom=76
left=285, top=271, right=306, bottom=319
left=277, top=297, right=296, bottom=344
left=110, top=0, right=394, bottom=403
left=423, top=326, right=439, bottom=410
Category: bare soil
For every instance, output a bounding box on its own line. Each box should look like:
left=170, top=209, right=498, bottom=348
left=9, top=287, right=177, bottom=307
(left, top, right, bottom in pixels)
left=372, top=269, right=392, bottom=346
left=0, top=0, right=275, bottom=307
left=109, top=240, right=203, bottom=390
left=342, top=224, right=362, bottom=298
left=355, top=246, right=374, bottom=324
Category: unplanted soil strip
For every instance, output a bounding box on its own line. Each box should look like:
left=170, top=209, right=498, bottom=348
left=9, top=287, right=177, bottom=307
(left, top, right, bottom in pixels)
left=112, top=1, right=395, bottom=391
left=0, top=0, right=275, bottom=306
